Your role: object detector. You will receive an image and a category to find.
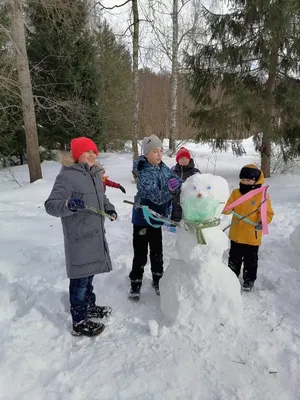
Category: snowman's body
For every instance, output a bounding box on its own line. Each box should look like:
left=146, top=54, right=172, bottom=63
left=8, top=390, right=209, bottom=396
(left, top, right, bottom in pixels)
left=160, top=174, right=243, bottom=332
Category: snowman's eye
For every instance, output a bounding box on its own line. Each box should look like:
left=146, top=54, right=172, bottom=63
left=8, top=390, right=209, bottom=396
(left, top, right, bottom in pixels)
left=193, top=186, right=197, bottom=190
left=207, top=185, right=211, bottom=190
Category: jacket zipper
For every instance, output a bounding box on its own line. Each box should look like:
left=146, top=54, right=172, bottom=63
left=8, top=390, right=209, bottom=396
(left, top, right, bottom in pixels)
left=90, top=174, right=104, bottom=216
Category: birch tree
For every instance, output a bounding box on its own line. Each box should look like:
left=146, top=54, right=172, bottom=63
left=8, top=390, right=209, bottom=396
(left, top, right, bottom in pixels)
left=169, top=0, right=178, bottom=152
left=144, top=0, right=203, bottom=153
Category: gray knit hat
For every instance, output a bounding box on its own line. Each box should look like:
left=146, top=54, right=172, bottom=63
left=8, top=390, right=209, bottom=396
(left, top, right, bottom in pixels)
left=143, top=135, right=163, bottom=155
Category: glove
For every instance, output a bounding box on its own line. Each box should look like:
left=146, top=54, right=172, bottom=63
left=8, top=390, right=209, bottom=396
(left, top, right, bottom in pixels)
left=255, top=222, right=262, bottom=231
left=119, top=185, right=126, bottom=194
left=168, top=178, right=180, bottom=192
left=106, top=209, right=117, bottom=221
left=68, top=198, right=85, bottom=212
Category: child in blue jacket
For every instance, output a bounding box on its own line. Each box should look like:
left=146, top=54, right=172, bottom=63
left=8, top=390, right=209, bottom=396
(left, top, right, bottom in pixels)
left=128, top=135, right=181, bottom=300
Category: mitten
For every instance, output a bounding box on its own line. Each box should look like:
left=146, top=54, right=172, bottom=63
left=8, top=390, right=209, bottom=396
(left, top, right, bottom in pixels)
left=106, top=209, right=117, bottom=221
left=255, top=221, right=262, bottom=231
left=67, top=198, right=85, bottom=212
left=168, top=178, right=180, bottom=192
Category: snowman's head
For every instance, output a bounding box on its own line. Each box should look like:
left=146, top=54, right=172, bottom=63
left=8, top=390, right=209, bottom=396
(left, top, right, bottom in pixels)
left=180, top=173, right=229, bottom=222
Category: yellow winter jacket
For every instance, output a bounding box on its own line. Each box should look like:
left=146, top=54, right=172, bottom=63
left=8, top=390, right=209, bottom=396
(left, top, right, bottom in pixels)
left=223, top=165, right=274, bottom=246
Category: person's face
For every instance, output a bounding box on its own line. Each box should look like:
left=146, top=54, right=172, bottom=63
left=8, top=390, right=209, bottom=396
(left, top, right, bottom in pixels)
left=78, top=150, right=97, bottom=167
left=240, top=178, right=255, bottom=185
left=146, top=148, right=163, bottom=165
left=178, top=157, right=190, bottom=166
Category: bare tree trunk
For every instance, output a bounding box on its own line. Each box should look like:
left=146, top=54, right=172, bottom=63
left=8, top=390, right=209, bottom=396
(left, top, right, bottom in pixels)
left=262, top=40, right=279, bottom=178
left=169, top=0, right=178, bottom=153
left=132, top=0, right=139, bottom=160
left=11, top=0, right=42, bottom=183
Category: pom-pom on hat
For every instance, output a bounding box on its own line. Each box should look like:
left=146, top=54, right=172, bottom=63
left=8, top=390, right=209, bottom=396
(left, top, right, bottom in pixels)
left=176, top=147, right=191, bottom=163
left=71, top=137, right=98, bottom=161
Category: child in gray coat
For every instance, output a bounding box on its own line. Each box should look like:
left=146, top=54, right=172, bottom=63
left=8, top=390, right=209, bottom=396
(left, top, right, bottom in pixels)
left=45, top=136, right=117, bottom=337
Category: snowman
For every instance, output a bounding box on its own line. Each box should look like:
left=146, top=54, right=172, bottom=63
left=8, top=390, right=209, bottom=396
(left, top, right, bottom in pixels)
left=159, top=173, right=243, bottom=333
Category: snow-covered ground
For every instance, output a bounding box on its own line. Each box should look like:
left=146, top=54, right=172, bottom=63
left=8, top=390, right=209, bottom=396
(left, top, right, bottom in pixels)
left=1, top=139, right=300, bottom=400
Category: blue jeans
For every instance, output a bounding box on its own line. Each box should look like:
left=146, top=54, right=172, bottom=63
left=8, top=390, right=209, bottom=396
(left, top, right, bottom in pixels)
left=69, top=276, right=96, bottom=324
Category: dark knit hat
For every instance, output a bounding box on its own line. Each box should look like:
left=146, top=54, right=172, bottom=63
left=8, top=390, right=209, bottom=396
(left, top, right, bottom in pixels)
left=239, top=166, right=261, bottom=182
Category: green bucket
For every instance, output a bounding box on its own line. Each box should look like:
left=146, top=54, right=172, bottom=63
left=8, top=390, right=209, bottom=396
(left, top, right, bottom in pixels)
left=182, top=197, right=220, bottom=223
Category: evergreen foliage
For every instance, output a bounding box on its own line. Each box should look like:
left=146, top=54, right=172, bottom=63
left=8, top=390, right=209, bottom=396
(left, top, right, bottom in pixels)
left=186, top=0, right=300, bottom=175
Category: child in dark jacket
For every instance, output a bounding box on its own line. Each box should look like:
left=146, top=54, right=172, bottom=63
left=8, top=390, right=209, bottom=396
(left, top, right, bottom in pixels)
left=171, top=147, right=200, bottom=222
left=129, top=135, right=181, bottom=300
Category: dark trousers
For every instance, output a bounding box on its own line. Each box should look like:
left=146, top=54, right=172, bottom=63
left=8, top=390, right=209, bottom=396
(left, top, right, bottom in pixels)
left=69, top=275, right=96, bottom=324
left=228, top=241, right=259, bottom=282
left=129, top=225, right=164, bottom=282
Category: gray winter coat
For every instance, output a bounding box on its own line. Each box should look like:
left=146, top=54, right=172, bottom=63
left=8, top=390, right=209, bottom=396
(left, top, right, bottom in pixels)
left=44, top=154, right=115, bottom=279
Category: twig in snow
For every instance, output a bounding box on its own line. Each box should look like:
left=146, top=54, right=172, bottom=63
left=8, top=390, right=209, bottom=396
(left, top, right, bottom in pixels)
left=228, top=357, right=246, bottom=365
left=1, top=167, right=23, bottom=187
left=270, top=313, right=288, bottom=332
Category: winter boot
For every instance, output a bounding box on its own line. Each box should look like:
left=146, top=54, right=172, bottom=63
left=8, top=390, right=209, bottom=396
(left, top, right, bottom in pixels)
left=87, top=305, right=112, bottom=319
left=243, top=280, right=254, bottom=291
left=72, top=319, right=105, bottom=337
left=151, top=274, right=162, bottom=296
left=128, top=281, right=142, bottom=301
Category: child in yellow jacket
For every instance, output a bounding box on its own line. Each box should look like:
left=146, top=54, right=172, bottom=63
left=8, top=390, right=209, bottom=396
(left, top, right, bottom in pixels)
left=223, top=164, right=274, bottom=290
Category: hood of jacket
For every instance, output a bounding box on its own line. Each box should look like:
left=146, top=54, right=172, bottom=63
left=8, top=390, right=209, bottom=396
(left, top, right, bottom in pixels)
left=242, top=164, right=265, bottom=185
left=58, top=152, right=103, bottom=175
left=174, top=158, right=196, bottom=174
left=132, top=155, right=163, bottom=175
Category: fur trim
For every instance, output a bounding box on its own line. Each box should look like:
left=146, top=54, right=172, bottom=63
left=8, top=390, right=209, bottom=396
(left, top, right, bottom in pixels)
left=58, top=151, right=104, bottom=172
left=58, top=151, right=75, bottom=167
left=94, top=161, right=105, bottom=174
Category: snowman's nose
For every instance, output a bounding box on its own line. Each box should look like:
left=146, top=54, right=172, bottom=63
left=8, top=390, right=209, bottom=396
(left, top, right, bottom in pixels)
left=197, top=193, right=202, bottom=198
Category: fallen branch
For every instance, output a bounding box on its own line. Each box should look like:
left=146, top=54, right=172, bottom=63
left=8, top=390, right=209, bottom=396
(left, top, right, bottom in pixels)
left=228, top=357, right=246, bottom=365
left=270, top=313, right=287, bottom=332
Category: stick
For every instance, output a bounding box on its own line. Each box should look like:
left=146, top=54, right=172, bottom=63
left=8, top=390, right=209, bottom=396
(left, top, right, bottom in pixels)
left=85, top=205, right=115, bottom=220
left=123, top=200, right=181, bottom=227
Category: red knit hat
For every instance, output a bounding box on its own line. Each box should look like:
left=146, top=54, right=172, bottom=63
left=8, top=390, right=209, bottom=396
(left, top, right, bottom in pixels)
left=70, top=137, right=98, bottom=161
left=176, top=147, right=191, bottom=162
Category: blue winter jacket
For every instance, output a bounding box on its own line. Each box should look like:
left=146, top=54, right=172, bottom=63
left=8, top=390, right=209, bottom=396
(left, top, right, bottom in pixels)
left=132, top=156, right=181, bottom=227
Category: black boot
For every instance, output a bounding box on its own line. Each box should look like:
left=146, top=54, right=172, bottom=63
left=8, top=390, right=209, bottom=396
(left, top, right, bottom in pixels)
left=87, top=305, right=112, bottom=319
left=128, top=280, right=142, bottom=301
left=72, top=319, right=105, bottom=337
left=152, top=274, right=162, bottom=296
left=243, top=280, right=254, bottom=291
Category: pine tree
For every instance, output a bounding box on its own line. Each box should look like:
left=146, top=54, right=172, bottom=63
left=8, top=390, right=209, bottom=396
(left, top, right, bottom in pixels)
left=93, top=21, right=132, bottom=151
left=26, top=0, right=102, bottom=150
left=186, top=1, right=300, bottom=177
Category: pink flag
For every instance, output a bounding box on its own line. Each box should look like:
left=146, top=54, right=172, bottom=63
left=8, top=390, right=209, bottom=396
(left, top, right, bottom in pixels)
left=224, top=185, right=269, bottom=234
